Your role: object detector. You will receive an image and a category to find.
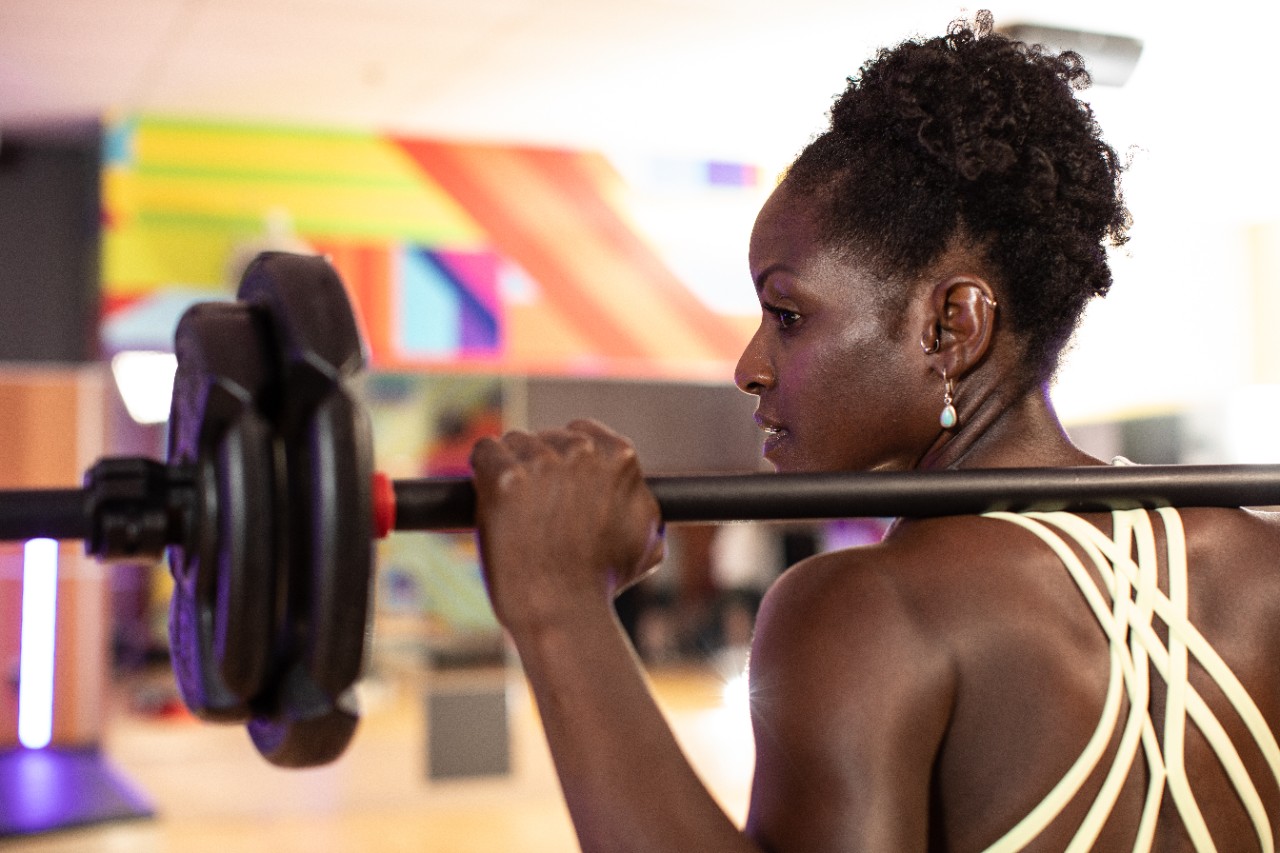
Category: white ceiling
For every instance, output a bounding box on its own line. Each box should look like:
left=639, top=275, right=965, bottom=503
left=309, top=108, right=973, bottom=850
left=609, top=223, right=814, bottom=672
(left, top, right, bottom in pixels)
left=4, top=0, right=1279, bottom=426
left=2, top=0, right=1276, bottom=205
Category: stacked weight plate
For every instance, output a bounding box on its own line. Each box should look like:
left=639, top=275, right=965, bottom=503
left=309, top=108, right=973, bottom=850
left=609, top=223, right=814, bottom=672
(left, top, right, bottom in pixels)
left=167, top=252, right=375, bottom=768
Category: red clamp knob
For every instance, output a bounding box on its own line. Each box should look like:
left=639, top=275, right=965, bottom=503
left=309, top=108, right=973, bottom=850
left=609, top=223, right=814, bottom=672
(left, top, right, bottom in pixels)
left=371, top=472, right=395, bottom=539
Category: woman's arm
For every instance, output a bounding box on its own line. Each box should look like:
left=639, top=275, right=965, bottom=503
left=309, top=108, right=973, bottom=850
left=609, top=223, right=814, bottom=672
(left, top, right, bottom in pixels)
left=744, top=548, right=956, bottom=851
left=470, top=420, right=759, bottom=852
left=510, top=603, right=759, bottom=851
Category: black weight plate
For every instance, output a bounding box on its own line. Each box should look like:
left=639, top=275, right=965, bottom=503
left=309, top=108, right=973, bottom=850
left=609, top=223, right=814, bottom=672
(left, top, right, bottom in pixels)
left=242, top=386, right=373, bottom=768
left=167, top=301, right=278, bottom=721
left=236, top=251, right=375, bottom=767
left=213, top=414, right=281, bottom=697
left=245, top=686, right=358, bottom=768
left=237, top=251, right=365, bottom=390
left=303, top=386, right=375, bottom=697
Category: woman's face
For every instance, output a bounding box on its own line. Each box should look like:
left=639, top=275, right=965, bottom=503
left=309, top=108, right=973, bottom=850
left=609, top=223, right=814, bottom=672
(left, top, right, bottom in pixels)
left=735, top=186, right=937, bottom=473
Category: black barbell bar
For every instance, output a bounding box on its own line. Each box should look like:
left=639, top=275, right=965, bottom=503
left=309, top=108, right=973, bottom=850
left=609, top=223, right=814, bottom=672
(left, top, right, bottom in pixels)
left=0, top=488, right=91, bottom=541
left=6, top=462, right=1280, bottom=556
left=382, top=462, right=1280, bottom=534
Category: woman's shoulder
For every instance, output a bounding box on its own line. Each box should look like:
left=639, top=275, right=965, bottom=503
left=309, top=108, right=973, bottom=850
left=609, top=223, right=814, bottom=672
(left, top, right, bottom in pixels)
left=1184, top=503, right=1280, bottom=540
left=1178, top=505, right=1280, bottom=612
left=766, top=512, right=1034, bottom=588
left=753, top=510, right=1121, bottom=674
left=748, top=527, right=964, bottom=742
left=755, top=515, right=1032, bottom=653
left=752, top=503, right=1280, bottom=642
left=766, top=506, right=1280, bottom=634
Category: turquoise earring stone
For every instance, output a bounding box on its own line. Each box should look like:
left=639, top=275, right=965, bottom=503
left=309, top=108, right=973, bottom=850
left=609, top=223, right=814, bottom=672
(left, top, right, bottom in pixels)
left=940, top=404, right=957, bottom=429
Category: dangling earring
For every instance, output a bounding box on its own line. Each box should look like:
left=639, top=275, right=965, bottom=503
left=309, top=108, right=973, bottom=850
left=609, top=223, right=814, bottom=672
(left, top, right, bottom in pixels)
left=939, top=371, right=957, bottom=429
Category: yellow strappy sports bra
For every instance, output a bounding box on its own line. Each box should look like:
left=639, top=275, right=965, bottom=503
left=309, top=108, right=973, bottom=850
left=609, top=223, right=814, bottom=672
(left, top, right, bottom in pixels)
left=979, top=507, right=1280, bottom=853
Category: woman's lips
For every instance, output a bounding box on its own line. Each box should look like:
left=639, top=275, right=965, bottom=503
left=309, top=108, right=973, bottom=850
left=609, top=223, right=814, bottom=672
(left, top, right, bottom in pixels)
left=762, top=429, right=787, bottom=458
left=755, top=415, right=788, bottom=457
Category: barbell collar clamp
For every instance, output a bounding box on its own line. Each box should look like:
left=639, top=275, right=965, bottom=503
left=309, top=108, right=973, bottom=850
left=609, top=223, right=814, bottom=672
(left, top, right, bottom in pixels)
left=84, top=457, right=197, bottom=561
left=0, top=458, right=196, bottom=558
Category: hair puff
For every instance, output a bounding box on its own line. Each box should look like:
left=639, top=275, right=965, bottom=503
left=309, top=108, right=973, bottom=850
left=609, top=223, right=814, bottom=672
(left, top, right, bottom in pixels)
left=784, top=11, right=1131, bottom=384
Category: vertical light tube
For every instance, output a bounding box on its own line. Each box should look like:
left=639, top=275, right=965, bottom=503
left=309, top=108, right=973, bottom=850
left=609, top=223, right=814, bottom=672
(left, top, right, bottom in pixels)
left=18, top=538, right=59, bottom=750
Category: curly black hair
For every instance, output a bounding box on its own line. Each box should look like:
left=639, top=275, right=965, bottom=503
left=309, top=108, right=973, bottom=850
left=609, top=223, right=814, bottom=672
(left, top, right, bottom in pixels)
left=783, top=11, right=1131, bottom=384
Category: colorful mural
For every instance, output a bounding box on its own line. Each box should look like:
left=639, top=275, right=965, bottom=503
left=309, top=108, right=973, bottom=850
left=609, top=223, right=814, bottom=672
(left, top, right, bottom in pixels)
left=102, top=117, right=763, bottom=380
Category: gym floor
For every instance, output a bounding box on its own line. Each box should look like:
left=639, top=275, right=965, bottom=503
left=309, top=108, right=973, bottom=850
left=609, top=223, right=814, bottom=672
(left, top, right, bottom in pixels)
left=10, top=659, right=754, bottom=852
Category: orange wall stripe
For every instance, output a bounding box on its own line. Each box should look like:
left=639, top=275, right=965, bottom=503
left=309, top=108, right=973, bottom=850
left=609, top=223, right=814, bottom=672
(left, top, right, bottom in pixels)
left=522, top=147, right=748, bottom=358
left=395, top=139, right=690, bottom=363
left=465, top=146, right=741, bottom=365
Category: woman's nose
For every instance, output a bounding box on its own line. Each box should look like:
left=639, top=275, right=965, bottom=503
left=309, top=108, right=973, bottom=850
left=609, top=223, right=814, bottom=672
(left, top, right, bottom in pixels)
left=734, top=325, right=773, bottom=395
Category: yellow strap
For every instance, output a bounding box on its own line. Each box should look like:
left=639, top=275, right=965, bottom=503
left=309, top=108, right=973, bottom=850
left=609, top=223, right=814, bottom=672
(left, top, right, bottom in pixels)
left=978, top=509, right=1277, bottom=853
left=1045, top=509, right=1277, bottom=853
left=977, top=512, right=1132, bottom=853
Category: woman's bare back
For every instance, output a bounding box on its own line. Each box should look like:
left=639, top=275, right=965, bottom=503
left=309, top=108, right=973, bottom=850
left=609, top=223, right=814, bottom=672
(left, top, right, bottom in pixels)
left=746, top=508, right=1280, bottom=851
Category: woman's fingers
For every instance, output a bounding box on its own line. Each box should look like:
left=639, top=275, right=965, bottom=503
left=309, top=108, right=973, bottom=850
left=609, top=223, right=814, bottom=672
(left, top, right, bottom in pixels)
left=469, top=421, right=664, bottom=627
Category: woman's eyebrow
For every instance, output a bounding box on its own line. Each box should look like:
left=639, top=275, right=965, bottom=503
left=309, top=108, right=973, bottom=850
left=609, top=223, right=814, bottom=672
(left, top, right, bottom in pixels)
left=753, top=262, right=791, bottom=292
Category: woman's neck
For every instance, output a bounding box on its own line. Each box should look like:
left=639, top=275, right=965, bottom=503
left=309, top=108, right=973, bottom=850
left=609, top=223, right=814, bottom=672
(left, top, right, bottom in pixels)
left=916, top=380, right=1101, bottom=471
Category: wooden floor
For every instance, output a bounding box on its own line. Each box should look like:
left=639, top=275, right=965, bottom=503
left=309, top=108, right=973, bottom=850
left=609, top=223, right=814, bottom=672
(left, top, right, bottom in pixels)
left=8, top=655, right=755, bottom=852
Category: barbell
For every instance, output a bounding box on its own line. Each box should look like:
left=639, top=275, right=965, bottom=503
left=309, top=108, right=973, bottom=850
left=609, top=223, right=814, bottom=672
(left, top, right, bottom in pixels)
left=5, top=251, right=1280, bottom=768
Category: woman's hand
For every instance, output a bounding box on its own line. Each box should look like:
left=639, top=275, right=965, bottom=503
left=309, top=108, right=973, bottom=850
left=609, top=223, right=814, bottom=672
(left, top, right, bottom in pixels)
left=469, top=419, right=665, bottom=633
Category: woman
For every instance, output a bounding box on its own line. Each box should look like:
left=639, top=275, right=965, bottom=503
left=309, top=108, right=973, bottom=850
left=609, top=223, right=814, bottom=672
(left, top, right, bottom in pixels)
left=470, top=13, right=1280, bottom=851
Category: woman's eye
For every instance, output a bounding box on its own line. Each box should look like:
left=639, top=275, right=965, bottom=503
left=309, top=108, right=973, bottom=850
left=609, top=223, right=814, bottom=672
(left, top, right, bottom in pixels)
left=760, top=301, right=800, bottom=329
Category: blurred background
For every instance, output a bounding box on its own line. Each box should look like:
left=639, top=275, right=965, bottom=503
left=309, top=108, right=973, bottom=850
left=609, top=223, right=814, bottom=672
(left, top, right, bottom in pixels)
left=1, top=0, right=1277, bottom=849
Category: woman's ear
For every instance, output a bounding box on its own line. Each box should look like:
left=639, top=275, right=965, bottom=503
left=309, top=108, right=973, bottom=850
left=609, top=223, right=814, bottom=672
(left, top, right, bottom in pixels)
left=921, top=276, right=999, bottom=379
